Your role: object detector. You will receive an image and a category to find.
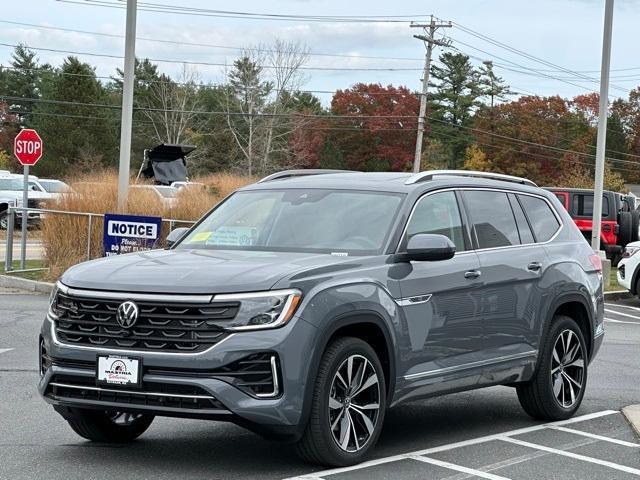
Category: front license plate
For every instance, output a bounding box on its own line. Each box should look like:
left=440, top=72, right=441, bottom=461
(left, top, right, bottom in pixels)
left=96, top=355, right=141, bottom=387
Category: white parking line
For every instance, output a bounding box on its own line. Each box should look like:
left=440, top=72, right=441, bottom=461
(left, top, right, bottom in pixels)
left=604, top=303, right=640, bottom=312
left=547, top=425, right=640, bottom=448
left=282, top=410, right=618, bottom=480
left=0, top=348, right=13, bottom=355
left=604, top=309, right=640, bottom=320
left=500, top=437, right=640, bottom=476
left=409, top=455, right=512, bottom=480
left=605, top=317, right=640, bottom=325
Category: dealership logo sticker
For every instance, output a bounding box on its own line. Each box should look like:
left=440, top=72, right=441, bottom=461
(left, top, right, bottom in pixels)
left=116, top=301, right=139, bottom=328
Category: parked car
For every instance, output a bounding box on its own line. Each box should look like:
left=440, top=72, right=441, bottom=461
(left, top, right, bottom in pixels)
left=40, top=170, right=603, bottom=466
left=616, top=241, right=640, bottom=296
left=0, top=174, right=51, bottom=229
left=129, top=184, right=178, bottom=209
left=545, top=187, right=638, bottom=265
left=36, top=179, right=72, bottom=199
left=171, top=181, right=206, bottom=190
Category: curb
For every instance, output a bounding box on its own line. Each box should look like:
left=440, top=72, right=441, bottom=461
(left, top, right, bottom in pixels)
left=622, top=405, right=640, bottom=438
left=0, top=274, right=54, bottom=294
left=603, top=290, right=632, bottom=301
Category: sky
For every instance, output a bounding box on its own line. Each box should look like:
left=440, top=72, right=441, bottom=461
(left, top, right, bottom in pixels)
left=1, top=0, right=639, bottom=105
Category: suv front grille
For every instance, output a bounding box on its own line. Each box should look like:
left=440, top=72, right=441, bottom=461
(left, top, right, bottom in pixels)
left=54, top=292, right=238, bottom=353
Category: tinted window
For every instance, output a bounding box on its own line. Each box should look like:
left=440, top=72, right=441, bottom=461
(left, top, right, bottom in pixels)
left=518, top=195, right=560, bottom=242
left=463, top=191, right=519, bottom=248
left=572, top=194, right=609, bottom=217
left=406, top=191, right=466, bottom=251
left=508, top=194, right=535, bottom=244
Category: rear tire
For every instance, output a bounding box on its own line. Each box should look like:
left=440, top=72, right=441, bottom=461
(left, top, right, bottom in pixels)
left=517, top=315, right=587, bottom=421
left=632, top=211, right=640, bottom=242
left=0, top=211, right=7, bottom=230
left=64, top=408, right=154, bottom=442
left=618, top=211, right=633, bottom=246
left=295, top=337, right=386, bottom=466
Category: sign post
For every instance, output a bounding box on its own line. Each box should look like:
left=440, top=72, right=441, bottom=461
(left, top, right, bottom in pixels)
left=13, top=129, right=43, bottom=270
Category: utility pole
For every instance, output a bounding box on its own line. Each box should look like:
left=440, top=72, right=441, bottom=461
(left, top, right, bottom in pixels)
left=117, top=0, right=138, bottom=211
left=591, top=0, right=614, bottom=252
left=411, top=16, right=451, bottom=173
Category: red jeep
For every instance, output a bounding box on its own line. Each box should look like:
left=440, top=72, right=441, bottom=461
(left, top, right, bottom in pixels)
left=545, top=188, right=639, bottom=264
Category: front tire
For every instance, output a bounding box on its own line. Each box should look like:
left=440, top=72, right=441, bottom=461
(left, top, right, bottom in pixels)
left=64, top=408, right=154, bottom=442
left=517, top=315, right=588, bottom=420
left=295, top=337, right=386, bottom=466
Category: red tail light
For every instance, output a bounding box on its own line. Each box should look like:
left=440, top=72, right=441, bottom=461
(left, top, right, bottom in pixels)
left=589, top=253, right=603, bottom=273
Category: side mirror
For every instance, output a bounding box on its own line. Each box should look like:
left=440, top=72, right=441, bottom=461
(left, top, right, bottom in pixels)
left=166, top=227, right=190, bottom=248
left=396, top=234, right=456, bottom=262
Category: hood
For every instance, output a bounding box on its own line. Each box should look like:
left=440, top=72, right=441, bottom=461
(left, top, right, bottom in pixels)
left=61, top=248, right=364, bottom=294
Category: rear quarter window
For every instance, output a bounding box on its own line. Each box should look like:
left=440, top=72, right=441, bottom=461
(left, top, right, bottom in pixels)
left=518, top=195, right=561, bottom=242
left=572, top=194, right=610, bottom=218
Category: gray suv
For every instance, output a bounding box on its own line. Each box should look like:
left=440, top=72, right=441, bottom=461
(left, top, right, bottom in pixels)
left=39, top=170, right=604, bottom=466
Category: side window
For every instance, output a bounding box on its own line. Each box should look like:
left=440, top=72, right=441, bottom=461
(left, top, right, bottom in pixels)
left=406, top=191, right=466, bottom=251
left=572, top=194, right=609, bottom=217
left=463, top=190, right=520, bottom=249
left=508, top=194, right=535, bottom=244
left=518, top=195, right=561, bottom=242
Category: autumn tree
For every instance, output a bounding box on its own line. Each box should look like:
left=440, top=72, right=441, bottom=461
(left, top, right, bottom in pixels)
left=463, top=143, right=492, bottom=171
left=328, top=83, right=419, bottom=171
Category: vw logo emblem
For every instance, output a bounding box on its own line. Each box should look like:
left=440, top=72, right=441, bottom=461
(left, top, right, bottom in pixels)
left=116, top=301, right=139, bottom=328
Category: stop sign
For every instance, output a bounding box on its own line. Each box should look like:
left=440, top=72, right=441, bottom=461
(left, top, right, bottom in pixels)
left=14, top=129, right=43, bottom=166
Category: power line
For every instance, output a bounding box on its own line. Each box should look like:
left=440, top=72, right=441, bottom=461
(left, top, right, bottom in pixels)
left=5, top=94, right=640, bottom=166
left=56, top=0, right=421, bottom=23
left=0, top=42, right=424, bottom=72
left=451, top=22, right=629, bottom=95
left=0, top=20, right=424, bottom=63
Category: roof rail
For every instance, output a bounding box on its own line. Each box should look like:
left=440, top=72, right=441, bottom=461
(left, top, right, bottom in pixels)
left=257, top=169, right=357, bottom=183
left=405, top=170, right=537, bottom=187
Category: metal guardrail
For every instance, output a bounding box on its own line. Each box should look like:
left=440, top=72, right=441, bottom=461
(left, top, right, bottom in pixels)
left=3, top=207, right=196, bottom=273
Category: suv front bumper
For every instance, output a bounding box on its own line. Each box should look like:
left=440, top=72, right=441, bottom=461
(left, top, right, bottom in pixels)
left=39, top=313, right=318, bottom=440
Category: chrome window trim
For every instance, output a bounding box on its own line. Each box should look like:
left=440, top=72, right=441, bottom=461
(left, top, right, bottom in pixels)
left=403, top=350, right=538, bottom=381
left=396, top=187, right=564, bottom=254
left=49, top=319, right=235, bottom=356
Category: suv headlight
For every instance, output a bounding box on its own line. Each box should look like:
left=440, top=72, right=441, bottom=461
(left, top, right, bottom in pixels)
left=48, top=283, right=60, bottom=318
left=623, top=246, right=640, bottom=258
left=213, top=289, right=302, bottom=331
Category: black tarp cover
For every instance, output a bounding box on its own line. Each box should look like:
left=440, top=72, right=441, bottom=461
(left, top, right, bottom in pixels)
left=142, top=144, right=196, bottom=185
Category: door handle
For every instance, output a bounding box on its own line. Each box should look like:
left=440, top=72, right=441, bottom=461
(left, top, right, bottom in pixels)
left=464, top=270, right=481, bottom=279
left=527, top=262, right=542, bottom=272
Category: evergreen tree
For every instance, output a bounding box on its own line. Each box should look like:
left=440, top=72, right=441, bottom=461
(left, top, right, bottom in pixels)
left=429, top=52, right=482, bottom=168
left=32, top=56, right=118, bottom=175
left=478, top=61, right=512, bottom=108
left=3, top=45, right=50, bottom=127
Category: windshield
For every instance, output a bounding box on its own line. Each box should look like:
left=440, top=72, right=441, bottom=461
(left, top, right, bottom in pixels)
left=39, top=180, right=70, bottom=193
left=177, top=189, right=404, bottom=255
left=0, top=178, right=23, bottom=191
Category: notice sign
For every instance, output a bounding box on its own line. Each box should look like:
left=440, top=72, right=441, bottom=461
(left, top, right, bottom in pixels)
left=103, top=213, right=162, bottom=256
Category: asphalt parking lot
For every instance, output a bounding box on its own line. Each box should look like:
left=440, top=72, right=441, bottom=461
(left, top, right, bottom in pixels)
left=0, top=288, right=638, bottom=480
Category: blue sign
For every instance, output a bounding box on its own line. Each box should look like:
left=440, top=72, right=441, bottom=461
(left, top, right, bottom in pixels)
left=103, top=213, right=162, bottom=257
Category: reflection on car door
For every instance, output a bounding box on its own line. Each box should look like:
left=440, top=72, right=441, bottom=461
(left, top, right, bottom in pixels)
left=394, top=190, right=483, bottom=401
left=461, top=190, right=547, bottom=369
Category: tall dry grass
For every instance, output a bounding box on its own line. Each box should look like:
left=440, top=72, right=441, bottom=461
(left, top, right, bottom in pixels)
left=41, top=171, right=254, bottom=280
